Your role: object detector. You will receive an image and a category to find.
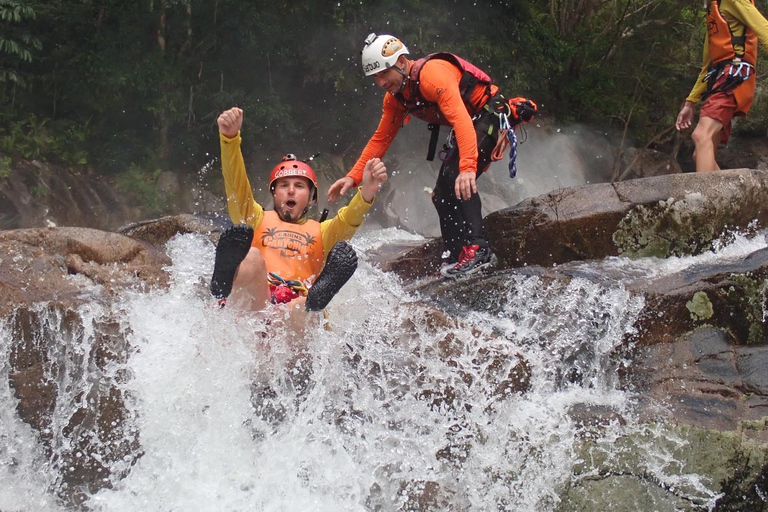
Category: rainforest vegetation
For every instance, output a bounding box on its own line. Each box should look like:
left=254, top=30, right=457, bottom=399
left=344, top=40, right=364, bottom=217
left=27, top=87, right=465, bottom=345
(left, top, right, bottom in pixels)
left=1, top=0, right=767, bottom=196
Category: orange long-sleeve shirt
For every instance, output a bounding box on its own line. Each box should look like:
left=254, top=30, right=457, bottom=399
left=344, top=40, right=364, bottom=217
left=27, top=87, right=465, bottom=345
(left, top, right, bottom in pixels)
left=346, top=58, right=495, bottom=185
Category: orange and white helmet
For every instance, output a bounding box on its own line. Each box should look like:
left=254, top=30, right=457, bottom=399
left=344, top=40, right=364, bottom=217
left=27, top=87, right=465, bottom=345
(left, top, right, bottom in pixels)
left=269, top=154, right=318, bottom=201
left=361, top=33, right=409, bottom=76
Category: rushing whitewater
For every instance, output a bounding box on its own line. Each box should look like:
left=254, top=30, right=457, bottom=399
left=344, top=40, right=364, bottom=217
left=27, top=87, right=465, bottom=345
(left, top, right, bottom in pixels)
left=3, top=226, right=764, bottom=511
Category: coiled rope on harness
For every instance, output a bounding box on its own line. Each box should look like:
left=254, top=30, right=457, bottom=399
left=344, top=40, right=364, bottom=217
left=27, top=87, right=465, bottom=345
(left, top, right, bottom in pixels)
left=267, top=272, right=308, bottom=295
left=489, top=97, right=536, bottom=178
left=435, top=95, right=535, bottom=179
left=491, top=111, right=520, bottom=178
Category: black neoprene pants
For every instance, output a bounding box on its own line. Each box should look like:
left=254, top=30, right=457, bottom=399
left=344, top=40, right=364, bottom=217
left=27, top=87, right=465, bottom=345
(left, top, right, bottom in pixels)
left=431, top=109, right=498, bottom=260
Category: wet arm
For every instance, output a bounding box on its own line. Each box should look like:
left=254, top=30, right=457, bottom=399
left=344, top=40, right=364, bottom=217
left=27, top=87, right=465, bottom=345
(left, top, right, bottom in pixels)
left=346, top=95, right=406, bottom=186
left=220, top=133, right=263, bottom=227
left=319, top=189, right=373, bottom=258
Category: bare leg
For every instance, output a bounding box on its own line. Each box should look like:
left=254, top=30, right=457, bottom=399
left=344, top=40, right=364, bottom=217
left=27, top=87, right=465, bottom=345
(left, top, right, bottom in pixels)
left=691, top=116, right=723, bottom=173
left=228, top=248, right=272, bottom=311
left=278, top=297, right=313, bottom=336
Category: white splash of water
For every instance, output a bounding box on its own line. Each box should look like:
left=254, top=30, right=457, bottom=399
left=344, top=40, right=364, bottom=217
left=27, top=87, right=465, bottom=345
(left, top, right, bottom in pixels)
left=581, top=228, right=768, bottom=284
left=0, top=317, right=67, bottom=512
left=2, top=228, right=743, bottom=510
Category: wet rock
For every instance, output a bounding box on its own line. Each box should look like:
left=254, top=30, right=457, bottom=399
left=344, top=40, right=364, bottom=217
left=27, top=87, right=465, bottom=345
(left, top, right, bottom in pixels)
left=385, top=169, right=768, bottom=282
left=0, top=227, right=171, bottom=317
left=565, top=424, right=768, bottom=512
left=7, top=305, right=141, bottom=505
left=119, top=213, right=229, bottom=246
left=633, top=327, right=768, bottom=442
left=558, top=474, right=692, bottom=512
left=395, top=480, right=446, bottom=512
left=630, top=246, right=768, bottom=346
left=0, top=226, right=175, bottom=505
left=369, top=239, right=444, bottom=281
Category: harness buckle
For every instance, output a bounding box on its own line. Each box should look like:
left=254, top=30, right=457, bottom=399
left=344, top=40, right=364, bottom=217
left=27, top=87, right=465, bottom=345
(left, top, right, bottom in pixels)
left=426, top=123, right=440, bottom=161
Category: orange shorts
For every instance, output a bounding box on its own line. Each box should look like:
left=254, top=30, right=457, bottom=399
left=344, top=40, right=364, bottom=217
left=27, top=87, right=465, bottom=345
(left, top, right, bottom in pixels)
left=699, top=75, right=738, bottom=145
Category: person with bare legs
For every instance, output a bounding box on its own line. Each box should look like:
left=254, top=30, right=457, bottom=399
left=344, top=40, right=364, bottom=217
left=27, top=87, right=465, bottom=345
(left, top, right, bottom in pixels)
left=676, top=0, right=768, bottom=172
left=210, top=107, right=388, bottom=318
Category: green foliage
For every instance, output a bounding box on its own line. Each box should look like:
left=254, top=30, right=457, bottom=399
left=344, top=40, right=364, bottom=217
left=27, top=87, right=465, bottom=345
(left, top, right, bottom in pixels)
left=48, top=120, right=89, bottom=171
left=1, top=114, right=48, bottom=159
left=115, top=164, right=165, bottom=215
left=0, top=0, right=761, bottom=203
left=0, top=154, right=11, bottom=179
left=0, top=115, right=89, bottom=169
left=517, top=0, right=703, bottom=140
left=0, top=0, right=41, bottom=86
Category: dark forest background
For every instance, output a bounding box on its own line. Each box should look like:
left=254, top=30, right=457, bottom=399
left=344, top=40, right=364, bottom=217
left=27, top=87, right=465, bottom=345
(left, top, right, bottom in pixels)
left=2, top=0, right=768, bottom=215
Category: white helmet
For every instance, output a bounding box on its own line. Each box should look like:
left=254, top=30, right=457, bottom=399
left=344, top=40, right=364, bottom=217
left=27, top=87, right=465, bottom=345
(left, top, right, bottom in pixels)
left=361, top=33, right=409, bottom=76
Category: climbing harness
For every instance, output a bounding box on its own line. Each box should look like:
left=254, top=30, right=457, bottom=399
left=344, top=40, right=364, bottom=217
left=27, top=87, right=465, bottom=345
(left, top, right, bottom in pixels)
left=699, top=0, right=758, bottom=114
left=702, top=60, right=754, bottom=101
left=436, top=95, right=536, bottom=179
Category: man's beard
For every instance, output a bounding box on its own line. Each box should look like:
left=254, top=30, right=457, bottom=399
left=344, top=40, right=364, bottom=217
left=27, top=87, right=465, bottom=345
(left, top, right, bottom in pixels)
left=277, top=208, right=296, bottom=222
left=276, top=203, right=308, bottom=223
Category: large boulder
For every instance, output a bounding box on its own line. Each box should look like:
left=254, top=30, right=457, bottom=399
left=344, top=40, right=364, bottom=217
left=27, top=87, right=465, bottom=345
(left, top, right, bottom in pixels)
left=119, top=212, right=229, bottom=246
left=0, top=227, right=171, bottom=316
left=384, top=169, right=768, bottom=281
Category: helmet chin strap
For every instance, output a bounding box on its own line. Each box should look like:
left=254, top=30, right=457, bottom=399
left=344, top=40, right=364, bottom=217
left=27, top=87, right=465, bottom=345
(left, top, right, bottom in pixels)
left=395, top=64, right=408, bottom=92
left=301, top=200, right=314, bottom=218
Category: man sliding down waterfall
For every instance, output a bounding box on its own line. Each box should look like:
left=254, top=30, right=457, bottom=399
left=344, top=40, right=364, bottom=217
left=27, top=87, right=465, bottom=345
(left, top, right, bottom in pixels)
left=210, top=107, right=388, bottom=315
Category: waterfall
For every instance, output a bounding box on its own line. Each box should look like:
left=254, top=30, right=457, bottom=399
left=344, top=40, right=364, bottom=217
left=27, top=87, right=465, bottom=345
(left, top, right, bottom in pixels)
left=2, top=227, right=765, bottom=511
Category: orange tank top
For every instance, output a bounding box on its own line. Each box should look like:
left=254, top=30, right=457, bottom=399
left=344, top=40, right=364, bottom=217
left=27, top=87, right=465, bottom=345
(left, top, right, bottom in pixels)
left=707, top=0, right=757, bottom=66
left=253, top=211, right=324, bottom=286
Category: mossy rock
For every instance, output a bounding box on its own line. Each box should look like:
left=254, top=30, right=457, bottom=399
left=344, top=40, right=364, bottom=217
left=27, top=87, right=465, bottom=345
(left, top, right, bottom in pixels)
left=559, top=423, right=768, bottom=511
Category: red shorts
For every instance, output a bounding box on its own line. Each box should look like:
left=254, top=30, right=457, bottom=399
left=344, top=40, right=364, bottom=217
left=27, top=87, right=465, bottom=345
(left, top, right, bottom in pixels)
left=699, top=75, right=738, bottom=145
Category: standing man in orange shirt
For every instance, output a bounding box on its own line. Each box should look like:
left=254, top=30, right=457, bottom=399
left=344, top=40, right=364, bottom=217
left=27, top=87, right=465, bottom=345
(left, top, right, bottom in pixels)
left=327, top=33, right=536, bottom=279
left=676, top=0, right=768, bottom=172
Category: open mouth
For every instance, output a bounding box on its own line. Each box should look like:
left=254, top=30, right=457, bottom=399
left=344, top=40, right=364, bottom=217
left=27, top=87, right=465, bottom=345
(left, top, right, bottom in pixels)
left=285, top=200, right=297, bottom=209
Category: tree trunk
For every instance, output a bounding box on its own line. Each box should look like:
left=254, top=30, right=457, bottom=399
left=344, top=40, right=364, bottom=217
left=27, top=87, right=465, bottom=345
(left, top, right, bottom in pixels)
left=157, top=0, right=169, bottom=163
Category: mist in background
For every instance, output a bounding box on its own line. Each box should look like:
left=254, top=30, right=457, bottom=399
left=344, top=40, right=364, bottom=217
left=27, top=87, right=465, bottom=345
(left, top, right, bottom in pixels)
left=333, top=117, right=617, bottom=238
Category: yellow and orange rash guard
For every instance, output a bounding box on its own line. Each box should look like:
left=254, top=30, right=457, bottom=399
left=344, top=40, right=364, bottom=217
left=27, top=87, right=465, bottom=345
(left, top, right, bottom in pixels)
left=686, top=0, right=768, bottom=104
left=347, top=58, right=496, bottom=185
left=219, top=132, right=374, bottom=266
